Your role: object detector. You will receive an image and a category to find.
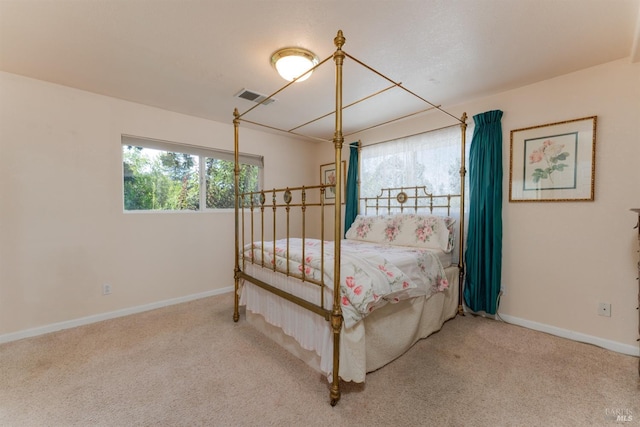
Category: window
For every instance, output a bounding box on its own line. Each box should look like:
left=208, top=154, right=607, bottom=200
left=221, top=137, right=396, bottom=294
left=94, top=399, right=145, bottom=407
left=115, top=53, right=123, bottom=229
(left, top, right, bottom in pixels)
left=360, top=125, right=471, bottom=205
left=122, top=135, right=263, bottom=211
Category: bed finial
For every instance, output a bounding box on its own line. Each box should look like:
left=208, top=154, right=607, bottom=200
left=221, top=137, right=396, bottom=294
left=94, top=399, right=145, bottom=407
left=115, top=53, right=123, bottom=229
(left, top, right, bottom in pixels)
left=334, top=30, right=345, bottom=50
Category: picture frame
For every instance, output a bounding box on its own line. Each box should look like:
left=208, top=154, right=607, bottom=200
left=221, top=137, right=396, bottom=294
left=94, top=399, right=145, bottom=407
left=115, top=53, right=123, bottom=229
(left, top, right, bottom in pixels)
left=320, top=161, right=346, bottom=204
left=509, top=116, right=597, bottom=202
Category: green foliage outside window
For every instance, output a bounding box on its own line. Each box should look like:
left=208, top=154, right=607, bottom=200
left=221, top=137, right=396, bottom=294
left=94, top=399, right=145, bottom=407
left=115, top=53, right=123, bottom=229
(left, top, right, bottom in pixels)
left=205, top=158, right=259, bottom=209
left=123, top=146, right=260, bottom=211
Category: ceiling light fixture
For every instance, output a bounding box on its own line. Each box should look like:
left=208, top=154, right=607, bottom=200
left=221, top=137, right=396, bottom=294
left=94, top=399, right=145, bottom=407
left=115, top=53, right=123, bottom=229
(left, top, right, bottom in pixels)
left=271, top=47, right=319, bottom=82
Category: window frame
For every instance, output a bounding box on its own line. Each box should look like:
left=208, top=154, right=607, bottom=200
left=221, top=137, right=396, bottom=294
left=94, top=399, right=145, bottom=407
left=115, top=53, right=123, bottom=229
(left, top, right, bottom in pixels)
left=121, top=135, right=263, bottom=213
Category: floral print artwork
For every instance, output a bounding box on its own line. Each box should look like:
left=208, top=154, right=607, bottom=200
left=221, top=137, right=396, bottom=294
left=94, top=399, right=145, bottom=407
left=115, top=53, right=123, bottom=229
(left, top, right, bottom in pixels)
left=325, top=169, right=336, bottom=197
left=528, top=139, right=570, bottom=184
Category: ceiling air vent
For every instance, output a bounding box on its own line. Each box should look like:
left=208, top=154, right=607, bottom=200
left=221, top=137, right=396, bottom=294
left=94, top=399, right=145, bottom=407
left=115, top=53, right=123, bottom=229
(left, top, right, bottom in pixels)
left=234, top=88, right=276, bottom=105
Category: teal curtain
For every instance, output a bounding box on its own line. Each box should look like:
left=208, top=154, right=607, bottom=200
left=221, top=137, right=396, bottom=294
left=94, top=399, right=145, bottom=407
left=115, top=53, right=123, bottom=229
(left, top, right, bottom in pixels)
left=344, top=142, right=359, bottom=237
left=464, top=110, right=503, bottom=315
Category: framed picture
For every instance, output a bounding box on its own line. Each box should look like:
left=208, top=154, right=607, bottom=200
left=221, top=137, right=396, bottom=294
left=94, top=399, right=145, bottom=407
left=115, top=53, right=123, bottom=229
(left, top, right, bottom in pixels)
left=320, top=161, right=346, bottom=203
left=509, top=116, right=597, bottom=202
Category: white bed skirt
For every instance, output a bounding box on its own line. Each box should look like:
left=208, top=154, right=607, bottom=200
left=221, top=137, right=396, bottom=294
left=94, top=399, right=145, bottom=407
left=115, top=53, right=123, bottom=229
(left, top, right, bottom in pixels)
left=240, top=265, right=459, bottom=383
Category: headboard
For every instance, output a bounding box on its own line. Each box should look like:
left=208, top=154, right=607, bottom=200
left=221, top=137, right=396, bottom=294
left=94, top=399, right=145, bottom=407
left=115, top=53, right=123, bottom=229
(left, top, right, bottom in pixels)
left=360, top=186, right=460, bottom=216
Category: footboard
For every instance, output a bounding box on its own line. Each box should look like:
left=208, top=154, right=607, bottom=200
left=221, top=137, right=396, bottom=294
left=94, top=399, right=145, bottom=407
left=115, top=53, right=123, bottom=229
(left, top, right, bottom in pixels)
left=232, top=180, right=344, bottom=406
left=235, top=184, right=338, bottom=320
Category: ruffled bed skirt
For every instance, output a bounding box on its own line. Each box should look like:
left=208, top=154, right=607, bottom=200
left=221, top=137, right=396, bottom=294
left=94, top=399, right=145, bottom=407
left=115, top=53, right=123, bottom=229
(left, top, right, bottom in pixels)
left=240, top=265, right=459, bottom=383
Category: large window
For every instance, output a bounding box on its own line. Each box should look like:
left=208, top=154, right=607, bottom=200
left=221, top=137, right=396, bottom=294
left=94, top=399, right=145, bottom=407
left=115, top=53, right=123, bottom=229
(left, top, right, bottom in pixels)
left=360, top=125, right=471, bottom=205
left=122, top=135, right=262, bottom=211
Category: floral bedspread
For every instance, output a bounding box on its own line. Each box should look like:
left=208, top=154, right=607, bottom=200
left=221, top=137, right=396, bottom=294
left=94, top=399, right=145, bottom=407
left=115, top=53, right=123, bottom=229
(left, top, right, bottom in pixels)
left=243, top=238, right=448, bottom=328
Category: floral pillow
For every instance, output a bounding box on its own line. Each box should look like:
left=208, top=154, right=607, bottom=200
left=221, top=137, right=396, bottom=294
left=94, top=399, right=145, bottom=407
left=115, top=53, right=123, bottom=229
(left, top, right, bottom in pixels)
left=345, top=213, right=456, bottom=253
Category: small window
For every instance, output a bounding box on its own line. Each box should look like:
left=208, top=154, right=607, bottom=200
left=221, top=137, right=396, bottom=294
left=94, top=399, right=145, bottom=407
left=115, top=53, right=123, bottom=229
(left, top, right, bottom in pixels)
left=122, top=135, right=262, bottom=211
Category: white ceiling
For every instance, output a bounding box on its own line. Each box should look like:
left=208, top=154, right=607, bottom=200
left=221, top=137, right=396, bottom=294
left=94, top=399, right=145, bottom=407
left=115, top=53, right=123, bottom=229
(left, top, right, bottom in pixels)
left=1, top=0, right=639, bottom=140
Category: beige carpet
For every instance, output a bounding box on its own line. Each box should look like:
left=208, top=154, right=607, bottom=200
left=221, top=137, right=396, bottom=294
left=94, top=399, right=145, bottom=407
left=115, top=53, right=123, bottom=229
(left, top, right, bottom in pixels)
left=0, top=292, right=638, bottom=427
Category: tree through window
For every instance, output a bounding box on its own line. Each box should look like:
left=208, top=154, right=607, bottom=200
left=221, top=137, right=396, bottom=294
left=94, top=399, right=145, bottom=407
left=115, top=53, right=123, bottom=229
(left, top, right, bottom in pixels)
left=122, top=136, right=262, bottom=211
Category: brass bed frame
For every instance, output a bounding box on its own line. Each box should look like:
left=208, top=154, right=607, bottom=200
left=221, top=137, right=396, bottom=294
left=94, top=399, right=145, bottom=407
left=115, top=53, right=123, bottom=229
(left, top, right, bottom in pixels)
left=232, top=30, right=467, bottom=406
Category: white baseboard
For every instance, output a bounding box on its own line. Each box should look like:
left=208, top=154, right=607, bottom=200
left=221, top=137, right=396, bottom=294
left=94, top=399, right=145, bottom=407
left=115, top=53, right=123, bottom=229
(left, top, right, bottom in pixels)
left=0, top=287, right=234, bottom=345
left=4, top=293, right=637, bottom=359
left=498, top=313, right=640, bottom=357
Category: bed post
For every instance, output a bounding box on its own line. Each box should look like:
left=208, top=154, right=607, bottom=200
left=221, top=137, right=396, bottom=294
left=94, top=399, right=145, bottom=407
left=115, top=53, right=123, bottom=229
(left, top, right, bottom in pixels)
left=330, top=29, right=346, bottom=407
left=457, top=112, right=467, bottom=316
left=357, top=140, right=362, bottom=215
left=233, top=108, right=241, bottom=322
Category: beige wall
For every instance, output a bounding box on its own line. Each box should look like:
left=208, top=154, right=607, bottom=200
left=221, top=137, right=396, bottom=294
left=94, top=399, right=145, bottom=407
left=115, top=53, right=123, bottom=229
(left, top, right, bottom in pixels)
left=2, top=57, right=639, bottom=355
left=0, top=71, right=316, bottom=337
left=326, top=58, right=640, bottom=354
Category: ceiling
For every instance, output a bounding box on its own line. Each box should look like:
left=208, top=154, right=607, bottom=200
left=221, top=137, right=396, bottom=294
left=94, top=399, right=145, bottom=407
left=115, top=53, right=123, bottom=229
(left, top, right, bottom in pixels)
left=1, top=0, right=639, bottom=141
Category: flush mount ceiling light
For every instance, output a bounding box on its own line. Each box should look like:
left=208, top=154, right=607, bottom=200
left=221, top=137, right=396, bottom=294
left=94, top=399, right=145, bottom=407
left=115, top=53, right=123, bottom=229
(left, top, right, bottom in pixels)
left=271, top=47, right=319, bottom=82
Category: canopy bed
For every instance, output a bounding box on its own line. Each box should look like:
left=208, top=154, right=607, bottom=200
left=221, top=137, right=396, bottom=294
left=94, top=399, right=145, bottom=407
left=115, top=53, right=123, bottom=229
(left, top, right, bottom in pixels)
left=232, top=30, right=467, bottom=406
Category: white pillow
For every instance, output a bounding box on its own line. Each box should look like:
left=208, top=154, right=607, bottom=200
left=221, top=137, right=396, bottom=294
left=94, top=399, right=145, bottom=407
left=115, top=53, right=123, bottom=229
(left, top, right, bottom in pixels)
left=345, top=213, right=456, bottom=253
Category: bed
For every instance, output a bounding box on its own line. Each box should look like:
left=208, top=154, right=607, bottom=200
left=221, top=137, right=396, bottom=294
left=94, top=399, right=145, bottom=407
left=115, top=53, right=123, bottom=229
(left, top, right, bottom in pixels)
left=232, top=30, right=467, bottom=406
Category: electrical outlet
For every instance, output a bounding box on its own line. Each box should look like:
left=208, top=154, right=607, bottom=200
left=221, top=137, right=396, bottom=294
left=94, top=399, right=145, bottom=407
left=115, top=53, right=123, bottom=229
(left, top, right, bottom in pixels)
left=597, top=302, right=611, bottom=317
left=102, top=283, right=112, bottom=296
